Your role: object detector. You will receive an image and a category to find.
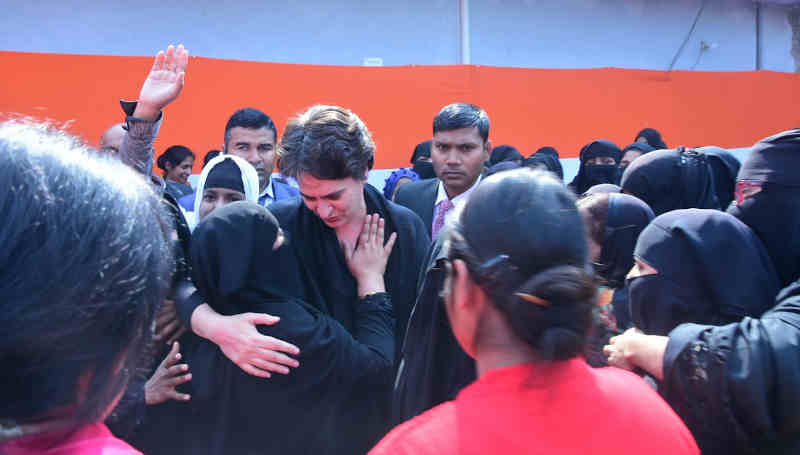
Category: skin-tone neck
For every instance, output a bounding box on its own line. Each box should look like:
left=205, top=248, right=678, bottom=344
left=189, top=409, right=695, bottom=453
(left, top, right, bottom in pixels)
left=335, top=192, right=367, bottom=247
left=472, top=306, right=539, bottom=376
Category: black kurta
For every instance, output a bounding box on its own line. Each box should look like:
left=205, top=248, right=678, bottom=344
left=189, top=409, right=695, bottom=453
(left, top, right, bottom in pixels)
left=269, top=184, right=429, bottom=453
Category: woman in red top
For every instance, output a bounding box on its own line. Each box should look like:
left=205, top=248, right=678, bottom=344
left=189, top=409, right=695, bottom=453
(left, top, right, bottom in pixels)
left=371, top=168, right=698, bottom=455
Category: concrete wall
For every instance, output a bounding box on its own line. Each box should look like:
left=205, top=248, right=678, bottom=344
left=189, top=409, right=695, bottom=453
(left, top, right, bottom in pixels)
left=1, top=0, right=795, bottom=71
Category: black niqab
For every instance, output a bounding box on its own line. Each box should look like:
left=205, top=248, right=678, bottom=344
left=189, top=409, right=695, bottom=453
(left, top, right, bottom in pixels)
left=489, top=145, right=523, bottom=166
left=596, top=194, right=654, bottom=288
left=620, top=147, right=720, bottom=216
left=635, top=128, right=667, bottom=149
left=568, top=140, right=622, bottom=194
left=698, top=146, right=740, bottom=209
left=410, top=140, right=436, bottom=180
left=630, top=209, right=779, bottom=336
left=525, top=146, right=563, bottom=180
left=727, top=128, right=800, bottom=287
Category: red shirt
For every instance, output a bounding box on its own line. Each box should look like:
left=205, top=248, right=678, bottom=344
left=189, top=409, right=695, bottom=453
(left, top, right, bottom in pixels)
left=0, top=422, right=141, bottom=455
left=371, top=358, right=699, bottom=454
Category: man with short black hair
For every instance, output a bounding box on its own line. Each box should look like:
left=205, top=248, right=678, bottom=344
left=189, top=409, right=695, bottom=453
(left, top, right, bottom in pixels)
left=394, top=102, right=491, bottom=238
left=223, top=107, right=298, bottom=206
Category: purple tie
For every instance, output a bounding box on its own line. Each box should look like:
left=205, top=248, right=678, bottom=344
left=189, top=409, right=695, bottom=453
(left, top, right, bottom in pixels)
left=432, top=198, right=454, bottom=239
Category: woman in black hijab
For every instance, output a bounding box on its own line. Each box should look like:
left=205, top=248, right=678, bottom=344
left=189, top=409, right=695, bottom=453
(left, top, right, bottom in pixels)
left=410, top=140, right=436, bottom=179
left=186, top=201, right=396, bottom=454
left=727, top=129, right=800, bottom=287
left=489, top=144, right=523, bottom=166
left=568, top=140, right=622, bottom=195
left=697, top=146, right=740, bottom=209
left=578, top=193, right=654, bottom=330
left=620, top=147, right=720, bottom=216
left=619, top=142, right=655, bottom=170
left=525, top=146, right=563, bottom=180
left=627, top=209, right=779, bottom=337
left=635, top=128, right=667, bottom=150
left=582, top=183, right=621, bottom=196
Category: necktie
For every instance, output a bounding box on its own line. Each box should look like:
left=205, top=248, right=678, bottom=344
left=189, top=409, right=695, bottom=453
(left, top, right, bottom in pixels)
left=432, top=198, right=454, bottom=239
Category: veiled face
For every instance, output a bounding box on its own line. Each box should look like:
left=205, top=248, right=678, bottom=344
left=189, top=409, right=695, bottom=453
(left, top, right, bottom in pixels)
left=198, top=187, right=246, bottom=221
left=297, top=173, right=366, bottom=229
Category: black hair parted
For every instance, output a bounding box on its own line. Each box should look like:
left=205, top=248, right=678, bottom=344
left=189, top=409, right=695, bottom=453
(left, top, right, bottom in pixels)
left=445, top=168, right=595, bottom=361
left=277, top=105, right=375, bottom=181
left=224, top=107, right=278, bottom=144
left=433, top=103, right=490, bottom=143
left=0, top=121, right=174, bottom=433
left=156, top=144, right=194, bottom=171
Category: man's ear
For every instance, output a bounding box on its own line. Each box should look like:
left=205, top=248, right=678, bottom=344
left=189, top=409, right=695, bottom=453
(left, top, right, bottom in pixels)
left=483, top=140, right=492, bottom=159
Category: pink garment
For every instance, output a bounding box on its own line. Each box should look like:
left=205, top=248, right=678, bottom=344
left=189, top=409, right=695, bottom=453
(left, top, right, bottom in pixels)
left=370, top=358, right=699, bottom=455
left=1, top=422, right=140, bottom=455
left=431, top=198, right=454, bottom=238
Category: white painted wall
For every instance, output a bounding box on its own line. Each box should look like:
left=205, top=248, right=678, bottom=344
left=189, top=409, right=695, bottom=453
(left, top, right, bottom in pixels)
left=1, top=0, right=795, bottom=71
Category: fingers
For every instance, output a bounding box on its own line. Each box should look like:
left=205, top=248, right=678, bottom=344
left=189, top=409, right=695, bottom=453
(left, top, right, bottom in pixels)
left=165, top=326, right=187, bottom=347
left=168, top=389, right=191, bottom=401
left=358, top=214, right=373, bottom=249
left=152, top=50, right=165, bottom=72
left=162, top=341, right=182, bottom=368
left=376, top=217, right=385, bottom=246
left=250, top=357, right=292, bottom=375
left=246, top=312, right=281, bottom=327
left=384, top=232, right=398, bottom=256
left=175, top=44, right=189, bottom=72
left=255, top=346, right=300, bottom=368
left=240, top=363, right=272, bottom=379
left=165, top=44, right=176, bottom=72
left=166, top=363, right=190, bottom=377
left=255, top=335, right=301, bottom=356
left=167, top=371, right=192, bottom=387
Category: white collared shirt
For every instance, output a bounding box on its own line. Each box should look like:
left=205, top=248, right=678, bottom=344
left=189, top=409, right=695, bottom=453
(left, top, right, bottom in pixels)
left=432, top=175, right=482, bottom=232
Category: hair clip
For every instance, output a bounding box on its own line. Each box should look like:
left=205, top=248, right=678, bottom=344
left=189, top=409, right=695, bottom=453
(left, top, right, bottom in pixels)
left=515, top=292, right=551, bottom=308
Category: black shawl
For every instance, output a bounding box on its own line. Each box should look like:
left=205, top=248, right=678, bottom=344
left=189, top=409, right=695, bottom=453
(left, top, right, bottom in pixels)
left=269, top=184, right=429, bottom=453
left=525, top=146, right=563, bottom=180
left=620, top=147, right=720, bottom=216
left=489, top=145, right=523, bottom=166
left=631, top=209, right=779, bottom=336
left=184, top=201, right=397, bottom=455
left=635, top=128, right=668, bottom=150
left=698, top=146, right=740, bottom=210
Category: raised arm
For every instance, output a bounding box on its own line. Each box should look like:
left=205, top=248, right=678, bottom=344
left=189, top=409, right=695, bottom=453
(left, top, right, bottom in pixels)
left=119, top=44, right=189, bottom=177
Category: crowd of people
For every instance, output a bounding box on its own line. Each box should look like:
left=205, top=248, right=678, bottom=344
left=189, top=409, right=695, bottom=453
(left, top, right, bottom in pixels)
left=2, top=43, right=799, bottom=455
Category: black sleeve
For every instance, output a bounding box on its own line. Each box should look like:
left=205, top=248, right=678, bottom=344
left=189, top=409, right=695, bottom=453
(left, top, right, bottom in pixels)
left=175, top=280, right=203, bottom=326
left=661, top=282, right=800, bottom=454
left=106, top=380, right=148, bottom=439
left=257, top=293, right=395, bottom=389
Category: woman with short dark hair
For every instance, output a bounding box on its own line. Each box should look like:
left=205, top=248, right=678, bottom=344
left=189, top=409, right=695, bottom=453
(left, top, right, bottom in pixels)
left=370, top=169, right=698, bottom=454
left=0, top=121, right=173, bottom=454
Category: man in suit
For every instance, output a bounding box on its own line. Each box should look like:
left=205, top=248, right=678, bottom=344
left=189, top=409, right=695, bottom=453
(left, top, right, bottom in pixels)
left=223, top=107, right=299, bottom=206
left=394, top=103, right=491, bottom=238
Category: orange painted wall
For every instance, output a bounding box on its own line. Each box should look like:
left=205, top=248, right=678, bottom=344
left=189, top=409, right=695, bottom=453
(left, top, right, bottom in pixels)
left=2, top=50, right=799, bottom=174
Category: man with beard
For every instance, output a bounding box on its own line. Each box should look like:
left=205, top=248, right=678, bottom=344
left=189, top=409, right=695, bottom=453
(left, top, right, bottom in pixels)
left=222, top=108, right=299, bottom=206
left=395, top=103, right=491, bottom=239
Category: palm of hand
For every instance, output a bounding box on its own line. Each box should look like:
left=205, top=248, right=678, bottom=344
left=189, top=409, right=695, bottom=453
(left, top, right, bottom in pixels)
left=138, top=44, right=188, bottom=109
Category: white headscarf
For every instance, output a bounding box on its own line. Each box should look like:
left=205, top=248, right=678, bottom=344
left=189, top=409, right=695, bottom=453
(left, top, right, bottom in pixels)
left=187, top=154, right=260, bottom=230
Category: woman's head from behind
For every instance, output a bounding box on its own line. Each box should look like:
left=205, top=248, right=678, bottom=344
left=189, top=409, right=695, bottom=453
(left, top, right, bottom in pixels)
left=442, top=169, right=595, bottom=365
left=0, top=122, right=173, bottom=437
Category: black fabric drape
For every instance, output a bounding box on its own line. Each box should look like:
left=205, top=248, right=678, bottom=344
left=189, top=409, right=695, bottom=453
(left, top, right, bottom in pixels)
left=661, top=279, right=800, bottom=454
left=269, top=185, right=429, bottom=453
left=630, top=209, right=779, bottom=336
left=699, top=146, right=740, bottom=210
left=181, top=201, right=397, bottom=455
left=568, top=140, right=622, bottom=194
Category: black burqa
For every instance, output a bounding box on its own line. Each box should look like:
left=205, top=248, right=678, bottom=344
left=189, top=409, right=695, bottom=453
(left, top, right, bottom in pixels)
left=410, top=140, right=436, bottom=180
left=595, top=193, right=654, bottom=329
left=727, top=129, right=800, bottom=287
left=489, top=145, right=523, bottom=166
left=568, top=140, right=622, bottom=194
left=698, top=146, right=741, bottom=209
left=620, top=147, right=720, bottom=216
left=184, top=201, right=396, bottom=455
left=269, top=184, right=430, bottom=453
left=630, top=209, right=779, bottom=336
left=660, top=279, right=800, bottom=454
left=635, top=128, right=667, bottom=149
left=620, top=142, right=655, bottom=166
left=525, top=146, right=563, bottom=180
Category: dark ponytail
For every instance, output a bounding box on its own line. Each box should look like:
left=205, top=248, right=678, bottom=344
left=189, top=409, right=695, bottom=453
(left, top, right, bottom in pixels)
left=492, top=265, right=595, bottom=361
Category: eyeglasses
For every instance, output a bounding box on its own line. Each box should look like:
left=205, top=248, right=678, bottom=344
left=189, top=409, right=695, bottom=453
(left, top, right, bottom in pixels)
left=734, top=180, right=763, bottom=205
